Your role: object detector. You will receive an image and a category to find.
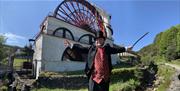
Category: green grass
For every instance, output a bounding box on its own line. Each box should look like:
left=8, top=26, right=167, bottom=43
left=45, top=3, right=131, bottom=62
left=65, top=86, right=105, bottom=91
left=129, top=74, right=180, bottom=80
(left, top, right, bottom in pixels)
left=33, top=80, right=140, bottom=91
left=13, top=58, right=27, bottom=67
left=39, top=70, right=84, bottom=78
left=110, top=66, right=141, bottom=91
left=32, top=88, right=87, bottom=91
left=35, top=65, right=141, bottom=91
left=0, top=85, right=8, bottom=91
left=156, top=64, right=176, bottom=91
left=33, top=59, right=179, bottom=91
left=0, top=59, right=8, bottom=65
left=168, top=59, right=180, bottom=66
left=110, top=79, right=140, bottom=91
left=0, top=58, right=27, bottom=66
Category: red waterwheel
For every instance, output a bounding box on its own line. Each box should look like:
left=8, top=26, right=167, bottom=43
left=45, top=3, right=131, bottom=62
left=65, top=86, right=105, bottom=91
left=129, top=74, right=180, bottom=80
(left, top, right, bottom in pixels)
left=53, top=0, right=104, bottom=34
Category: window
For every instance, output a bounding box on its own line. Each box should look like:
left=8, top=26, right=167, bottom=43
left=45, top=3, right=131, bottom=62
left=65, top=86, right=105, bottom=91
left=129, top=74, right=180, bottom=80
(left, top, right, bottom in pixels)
left=53, top=27, right=74, bottom=40
left=78, top=34, right=95, bottom=45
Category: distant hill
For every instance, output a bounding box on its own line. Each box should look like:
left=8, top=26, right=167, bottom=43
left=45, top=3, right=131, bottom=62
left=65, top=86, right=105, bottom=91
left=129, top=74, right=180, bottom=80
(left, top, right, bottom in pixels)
left=3, top=44, right=23, bottom=53
left=0, top=43, right=23, bottom=61
left=4, top=44, right=23, bottom=50
left=1, top=35, right=22, bottom=61
left=138, top=24, right=180, bottom=63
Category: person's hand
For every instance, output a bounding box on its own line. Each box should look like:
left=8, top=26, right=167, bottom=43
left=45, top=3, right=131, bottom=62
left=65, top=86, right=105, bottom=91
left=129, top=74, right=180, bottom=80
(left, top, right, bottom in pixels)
left=64, top=40, right=71, bottom=47
left=126, top=46, right=133, bottom=52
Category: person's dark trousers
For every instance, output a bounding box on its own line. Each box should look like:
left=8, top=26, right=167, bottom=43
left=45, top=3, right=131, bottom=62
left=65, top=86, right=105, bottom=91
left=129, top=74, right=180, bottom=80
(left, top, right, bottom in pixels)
left=89, top=78, right=109, bottom=91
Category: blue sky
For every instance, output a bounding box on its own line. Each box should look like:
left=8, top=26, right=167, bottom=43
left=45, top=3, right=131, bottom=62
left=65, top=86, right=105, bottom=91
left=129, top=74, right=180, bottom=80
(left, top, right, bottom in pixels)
left=0, top=0, right=180, bottom=51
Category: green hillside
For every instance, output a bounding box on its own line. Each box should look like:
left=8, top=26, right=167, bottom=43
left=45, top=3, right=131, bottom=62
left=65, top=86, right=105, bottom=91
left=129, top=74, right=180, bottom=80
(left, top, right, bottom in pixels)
left=137, top=24, right=180, bottom=91
left=139, top=24, right=180, bottom=63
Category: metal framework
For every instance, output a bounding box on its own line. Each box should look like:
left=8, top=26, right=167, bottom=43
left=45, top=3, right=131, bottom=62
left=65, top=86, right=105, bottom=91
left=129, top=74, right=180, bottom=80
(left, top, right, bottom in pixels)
left=53, top=0, right=103, bottom=33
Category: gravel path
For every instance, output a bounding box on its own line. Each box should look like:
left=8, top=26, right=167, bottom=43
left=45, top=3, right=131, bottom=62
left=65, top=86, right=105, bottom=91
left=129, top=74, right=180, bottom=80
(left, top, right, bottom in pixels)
left=165, top=63, right=180, bottom=91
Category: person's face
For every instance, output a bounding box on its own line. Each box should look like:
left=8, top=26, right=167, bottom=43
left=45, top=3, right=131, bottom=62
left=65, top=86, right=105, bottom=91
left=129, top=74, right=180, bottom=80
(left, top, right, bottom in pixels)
left=95, top=38, right=105, bottom=47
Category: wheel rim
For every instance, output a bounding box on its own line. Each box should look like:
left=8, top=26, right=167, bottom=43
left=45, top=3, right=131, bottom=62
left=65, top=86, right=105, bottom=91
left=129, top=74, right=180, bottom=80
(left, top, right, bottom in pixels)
left=53, top=0, right=104, bottom=34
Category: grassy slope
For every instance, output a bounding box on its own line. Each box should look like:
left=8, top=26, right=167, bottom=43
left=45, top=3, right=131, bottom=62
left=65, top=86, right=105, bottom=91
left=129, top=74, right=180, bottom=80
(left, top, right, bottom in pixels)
left=34, top=61, right=179, bottom=91
left=32, top=88, right=87, bottom=91
left=156, top=64, right=176, bottom=91
left=156, top=59, right=180, bottom=91
left=13, top=58, right=27, bottom=67
left=0, top=58, right=27, bottom=67
left=33, top=66, right=140, bottom=91
left=168, top=59, right=180, bottom=66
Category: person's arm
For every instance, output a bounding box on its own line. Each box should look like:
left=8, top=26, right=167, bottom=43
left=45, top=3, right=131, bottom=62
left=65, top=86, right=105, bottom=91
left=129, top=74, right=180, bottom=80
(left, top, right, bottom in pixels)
left=72, top=44, right=89, bottom=54
left=64, top=40, right=89, bottom=54
left=107, top=44, right=132, bottom=54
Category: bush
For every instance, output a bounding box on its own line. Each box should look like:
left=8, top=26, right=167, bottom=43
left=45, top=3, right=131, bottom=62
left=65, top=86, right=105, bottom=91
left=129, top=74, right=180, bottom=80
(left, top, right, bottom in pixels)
left=156, top=65, right=175, bottom=91
left=122, top=79, right=140, bottom=91
left=0, top=86, right=8, bottom=91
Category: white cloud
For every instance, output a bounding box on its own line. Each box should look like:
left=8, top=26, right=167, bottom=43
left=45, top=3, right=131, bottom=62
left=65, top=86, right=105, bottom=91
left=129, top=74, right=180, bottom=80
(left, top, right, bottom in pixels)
left=3, top=32, right=26, bottom=40
left=0, top=32, right=27, bottom=47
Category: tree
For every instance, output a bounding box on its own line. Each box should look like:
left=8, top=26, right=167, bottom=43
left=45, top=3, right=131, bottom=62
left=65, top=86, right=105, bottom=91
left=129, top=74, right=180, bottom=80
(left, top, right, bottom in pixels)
left=22, top=44, right=34, bottom=61
left=139, top=24, right=180, bottom=62
left=176, top=25, right=180, bottom=58
left=0, top=35, right=6, bottom=61
left=157, top=26, right=179, bottom=59
left=165, top=43, right=178, bottom=61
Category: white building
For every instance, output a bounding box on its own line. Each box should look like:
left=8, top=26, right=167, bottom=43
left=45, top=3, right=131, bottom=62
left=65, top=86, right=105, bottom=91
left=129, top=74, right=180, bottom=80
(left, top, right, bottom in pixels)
left=33, top=0, right=121, bottom=79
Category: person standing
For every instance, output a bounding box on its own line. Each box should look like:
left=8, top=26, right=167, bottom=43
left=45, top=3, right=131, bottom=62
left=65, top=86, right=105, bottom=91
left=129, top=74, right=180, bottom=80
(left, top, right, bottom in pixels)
left=64, top=31, right=132, bottom=91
